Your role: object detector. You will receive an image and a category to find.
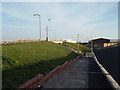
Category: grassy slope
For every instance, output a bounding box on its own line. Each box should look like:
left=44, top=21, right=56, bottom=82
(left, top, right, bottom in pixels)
left=2, top=41, right=79, bottom=88
left=63, top=41, right=91, bottom=52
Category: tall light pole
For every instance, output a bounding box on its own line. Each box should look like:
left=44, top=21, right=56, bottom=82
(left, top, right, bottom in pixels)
left=46, top=24, right=48, bottom=41
left=48, top=19, right=50, bottom=41
left=55, top=29, right=56, bottom=41
left=77, top=33, right=79, bottom=53
left=34, top=14, right=41, bottom=41
left=91, top=32, right=93, bottom=52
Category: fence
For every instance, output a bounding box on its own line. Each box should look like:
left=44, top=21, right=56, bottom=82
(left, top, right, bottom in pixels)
left=93, top=46, right=120, bottom=85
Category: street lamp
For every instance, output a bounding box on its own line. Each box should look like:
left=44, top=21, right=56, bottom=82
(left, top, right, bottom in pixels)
left=48, top=19, right=50, bottom=41
left=34, top=14, right=41, bottom=41
left=91, top=32, right=93, bottom=52
left=77, top=33, right=79, bottom=53
left=46, top=24, right=48, bottom=41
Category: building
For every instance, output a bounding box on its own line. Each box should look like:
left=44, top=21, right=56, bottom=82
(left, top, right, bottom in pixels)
left=79, top=42, right=89, bottom=47
left=104, top=43, right=118, bottom=47
left=64, top=39, right=76, bottom=43
left=89, top=38, right=110, bottom=48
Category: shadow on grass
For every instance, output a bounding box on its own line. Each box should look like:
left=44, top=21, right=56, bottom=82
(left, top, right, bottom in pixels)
left=2, top=52, right=79, bottom=88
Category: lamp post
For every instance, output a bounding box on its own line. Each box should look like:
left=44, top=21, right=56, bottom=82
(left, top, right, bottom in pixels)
left=34, top=14, right=41, bottom=41
left=46, top=24, right=48, bottom=41
left=77, top=33, right=79, bottom=53
left=91, top=32, right=93, bottom=52
left=48, top=19, right=50, bottom=41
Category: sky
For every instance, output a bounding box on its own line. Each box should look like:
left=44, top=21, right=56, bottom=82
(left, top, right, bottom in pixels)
left=1, top=2, right=118, bottom=42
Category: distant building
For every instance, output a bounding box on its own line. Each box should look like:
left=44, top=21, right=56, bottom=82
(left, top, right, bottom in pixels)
left=64, top=39, right=76, bottom=43
left=89, top=38, right=110, bottom=48
left=104, top=39, right=119, bottom=47
left=80, top=42, right=89, bottom=47
left=104, top=42, right=118, bottom=47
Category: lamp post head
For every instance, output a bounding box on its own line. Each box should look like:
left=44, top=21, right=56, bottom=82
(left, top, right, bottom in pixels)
left=34, top=14, right=40, bottom=16
left=48, top=19, right=50, bottom=21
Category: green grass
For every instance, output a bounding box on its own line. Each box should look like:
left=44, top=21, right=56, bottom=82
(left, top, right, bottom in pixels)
left=63, top=41, right=91, bottom=52
left=2, top=41, right=79, bottom=88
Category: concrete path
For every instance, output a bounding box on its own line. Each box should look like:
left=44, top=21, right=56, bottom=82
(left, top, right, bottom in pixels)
left=43, top=54, right=113, bottom=89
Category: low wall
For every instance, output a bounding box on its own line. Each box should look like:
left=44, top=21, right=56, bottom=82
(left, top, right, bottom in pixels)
left=1, top=40, right=64, bottom=44
left=18, top=55, right=81, bottom=89
left=62, top=44, right=78, bottom=53
left=93, top=46, right=120, bottom=85
left=1, top=39, right=41, bottom=44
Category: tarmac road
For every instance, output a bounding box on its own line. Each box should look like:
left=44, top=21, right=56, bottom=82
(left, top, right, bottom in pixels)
left=43, top=54, right=113, bottom=89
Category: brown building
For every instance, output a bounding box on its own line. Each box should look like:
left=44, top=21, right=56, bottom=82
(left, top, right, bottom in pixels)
left=89, top=38, right=110, bottom=48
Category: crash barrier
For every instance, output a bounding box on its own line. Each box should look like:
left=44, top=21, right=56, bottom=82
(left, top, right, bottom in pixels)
left=92, top=52, right=120, bottom=89
left=93, top=46, right=120, bottom=86
left=18, top=55, right=81, bottom=89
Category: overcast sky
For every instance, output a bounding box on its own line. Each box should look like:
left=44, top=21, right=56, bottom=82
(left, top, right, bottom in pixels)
left=2, top=2, right=118, bottom=41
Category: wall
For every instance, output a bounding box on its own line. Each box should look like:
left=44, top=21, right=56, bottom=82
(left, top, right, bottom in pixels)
left=93, top=46, right=120, bottom=85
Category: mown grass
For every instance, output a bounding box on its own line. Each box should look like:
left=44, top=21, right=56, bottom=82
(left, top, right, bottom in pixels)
left=63, top=41, right=91, bottom=52
left=2, top=41, right=79, bottom=88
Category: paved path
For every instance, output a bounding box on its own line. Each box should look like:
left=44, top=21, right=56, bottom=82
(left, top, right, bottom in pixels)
left=43, top=54, right=113, bottom=89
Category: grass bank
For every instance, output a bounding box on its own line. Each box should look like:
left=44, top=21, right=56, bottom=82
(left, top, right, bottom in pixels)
left=2, top=41, right=79, bottom=88
left=63, top=41, right=91, bottom=52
